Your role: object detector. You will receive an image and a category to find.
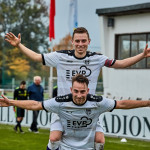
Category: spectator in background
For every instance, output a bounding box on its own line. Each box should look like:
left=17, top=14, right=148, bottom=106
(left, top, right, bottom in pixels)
left=52, top=85, right=57, bottom=98
left=13, top=81, right=28, bottom=133
left=27, top=76, right=44, bottom=133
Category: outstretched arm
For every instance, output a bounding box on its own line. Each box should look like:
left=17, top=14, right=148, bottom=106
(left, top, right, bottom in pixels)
left=0, top=95, right=43, bottom=110
left=116, top=100, right=150, bottom=109
left=5, top=32, right=42, bottom=62
left=111, top=44, right=150, bottom=68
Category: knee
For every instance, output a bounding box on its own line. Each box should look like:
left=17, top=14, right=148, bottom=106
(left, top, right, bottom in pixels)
left=50, top=136, right=60, bottom=142
left=50, top=131, right=62, bottom=142
left=95, top=132, right=105, bottom=144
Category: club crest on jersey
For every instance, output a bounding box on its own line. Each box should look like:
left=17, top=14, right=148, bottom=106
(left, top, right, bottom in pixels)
left=84, top=60, right=90, bottom=65
left=86, top=109, right=91, bottom=115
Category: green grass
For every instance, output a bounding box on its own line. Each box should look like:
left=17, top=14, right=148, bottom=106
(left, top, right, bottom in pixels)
left=0, top=124, right=49, bottom=150
left=0, top=124, right=150, bottom=150
left=104, top=136, right=150, bottom=150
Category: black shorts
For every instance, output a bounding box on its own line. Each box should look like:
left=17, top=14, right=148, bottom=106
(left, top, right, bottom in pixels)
left=16, top=107, right=25, bottom=117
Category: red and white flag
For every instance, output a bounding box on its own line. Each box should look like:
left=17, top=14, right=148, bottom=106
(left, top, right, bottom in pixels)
left=49, top=0, right=55, bottom=41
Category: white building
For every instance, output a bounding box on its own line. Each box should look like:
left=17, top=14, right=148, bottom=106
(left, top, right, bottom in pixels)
left=96, top=2, right=150, bottom=100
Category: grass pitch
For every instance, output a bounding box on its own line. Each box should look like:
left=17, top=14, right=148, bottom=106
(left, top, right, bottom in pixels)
left=0, top=124, right=150, bottom=150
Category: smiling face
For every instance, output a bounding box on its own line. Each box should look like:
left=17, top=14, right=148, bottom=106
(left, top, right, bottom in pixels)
left=71, top=81, right=89, bottom=106
left=72, top=33, right=91, bottom=58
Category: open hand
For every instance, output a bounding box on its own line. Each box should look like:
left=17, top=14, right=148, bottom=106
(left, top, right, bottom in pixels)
left=143, top=44, right=150, bottom=58
left=0, top=95, right=10, bottom=107
left=5, top=32, right=21, bottom=47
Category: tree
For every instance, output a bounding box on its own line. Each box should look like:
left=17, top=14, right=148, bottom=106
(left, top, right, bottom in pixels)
left=0, top=0, right=49, bottom=51
left=0, top=0, right=50, bottom=86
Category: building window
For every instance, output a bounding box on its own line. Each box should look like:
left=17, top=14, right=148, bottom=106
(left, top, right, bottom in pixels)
left=116, top=33, right=150, bottom=69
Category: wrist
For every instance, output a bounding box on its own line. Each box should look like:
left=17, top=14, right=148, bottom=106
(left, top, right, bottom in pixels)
left=17, top=42, right=21, bottom=47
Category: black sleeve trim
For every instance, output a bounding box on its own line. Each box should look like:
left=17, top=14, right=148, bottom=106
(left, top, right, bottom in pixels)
left=42, top=102, right=48, bottom=112
left=111, top=59, right=116, bottom=66
left=110, top=100, right=117, bottom=112
left=42, top=54, right=46, bottom=65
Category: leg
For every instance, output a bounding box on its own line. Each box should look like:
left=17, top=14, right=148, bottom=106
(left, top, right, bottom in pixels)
left=18, top=108, right=25, bottom=132
left=48, top=131, right=62, bottom=150
left=14, top=108, right=24, bottom=132
left=30, top=110, right=39, bottom=132
left=95, top=132, right=105, bottom=150
left=47, top=113, right=63, bottom=150
left=95, top=118, right=105, bottom=150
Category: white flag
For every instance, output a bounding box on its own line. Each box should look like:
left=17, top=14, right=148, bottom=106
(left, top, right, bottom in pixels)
left=69, top=0, right=78, bottom=35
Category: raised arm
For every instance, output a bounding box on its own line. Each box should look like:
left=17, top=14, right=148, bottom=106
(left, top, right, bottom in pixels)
left=5, top=32, right=42, bottom=62
left=115, top=100, right=150, bottom=109
left=0, top=95, right=43, bottom=110
left=111, top=44, right=150, bottom=68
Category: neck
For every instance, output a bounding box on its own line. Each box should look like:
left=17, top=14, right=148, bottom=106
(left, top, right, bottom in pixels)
left=74, top=51, right=86, bottom=58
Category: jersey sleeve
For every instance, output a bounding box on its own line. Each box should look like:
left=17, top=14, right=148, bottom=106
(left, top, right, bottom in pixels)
left=104, top=58, right=116, bottom=67
left=42, top=98, right=60, bottom=114
left=97, top=54, right=115, bottom=67
left=42, top=51, right=60, bottom=67
left=98, top=97, right=116, bottom=112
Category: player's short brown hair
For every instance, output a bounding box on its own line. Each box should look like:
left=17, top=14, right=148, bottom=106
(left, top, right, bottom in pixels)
left=72, top=27, right=90, bottom=40
left=72, top=74, right=89, bottom=87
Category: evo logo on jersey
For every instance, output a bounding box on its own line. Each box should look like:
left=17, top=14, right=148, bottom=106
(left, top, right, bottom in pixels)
left=67, top=116, right=92, bottom=129
left=66, top=65, right=92, bottom=80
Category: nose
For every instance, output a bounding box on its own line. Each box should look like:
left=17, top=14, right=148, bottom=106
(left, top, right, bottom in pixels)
left=77, top=92, right=82, bottom=98
left=78, top=41, right=83, bottom=46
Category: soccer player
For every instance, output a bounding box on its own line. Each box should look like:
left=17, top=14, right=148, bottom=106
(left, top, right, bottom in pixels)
left=13, top=80, right=28, bottom=133
left=1, top=74, right=150, bottom=150
left=5, top=27, right=150, bottom=150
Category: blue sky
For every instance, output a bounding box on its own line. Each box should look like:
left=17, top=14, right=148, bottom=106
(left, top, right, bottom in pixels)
left=46, top=0, right=150, bottom=51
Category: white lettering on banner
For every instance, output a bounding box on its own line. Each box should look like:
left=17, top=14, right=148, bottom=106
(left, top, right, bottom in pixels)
left=0, top=106, right=51, bottom=128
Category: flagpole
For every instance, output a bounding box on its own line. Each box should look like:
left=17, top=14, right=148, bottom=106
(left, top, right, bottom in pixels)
left=49, top=39, right=53, bottom=98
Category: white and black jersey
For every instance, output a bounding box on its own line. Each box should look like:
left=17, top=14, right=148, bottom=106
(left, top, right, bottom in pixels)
left=42, top=50, right=115, bottom=95
left=42, top=94, right=116, bottom=150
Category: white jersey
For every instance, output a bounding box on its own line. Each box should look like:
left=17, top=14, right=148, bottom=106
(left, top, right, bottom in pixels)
left=42, top=94, right=116, bottom=150
left=42, top=50, right=115, bottom=95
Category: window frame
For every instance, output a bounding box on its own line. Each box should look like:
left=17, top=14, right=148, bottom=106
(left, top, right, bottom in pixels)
left=115, top=32, right=150, bottom=69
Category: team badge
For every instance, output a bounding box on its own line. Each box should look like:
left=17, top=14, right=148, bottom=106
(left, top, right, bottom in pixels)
left=86, top=109, right=91, bottom=115
left=84, top=60, right=90, bottom=65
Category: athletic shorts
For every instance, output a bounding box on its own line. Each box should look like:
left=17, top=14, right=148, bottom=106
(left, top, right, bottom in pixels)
left=50, top=113, right=104, bottom=133
left=16, top=107, right=25, bottom=117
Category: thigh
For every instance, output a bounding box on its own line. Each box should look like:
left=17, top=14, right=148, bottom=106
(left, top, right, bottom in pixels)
left=17, top=108, right=25, bottom=117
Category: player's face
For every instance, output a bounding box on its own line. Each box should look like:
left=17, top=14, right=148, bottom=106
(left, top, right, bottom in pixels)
left=71, top=81, right=89, bottom=105
left=20, top=84, right=26, bottom=89
left=72, top=33, right=90, bottom=58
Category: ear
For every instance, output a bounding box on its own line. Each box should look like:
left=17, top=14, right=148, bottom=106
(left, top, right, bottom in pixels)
left=71, top=39, right=74, bottom=45
left=87, top=88, right=89, bottom=94
left=70, top=87, right=73, bottom=93
left=88, top=39, right=91, bottom=45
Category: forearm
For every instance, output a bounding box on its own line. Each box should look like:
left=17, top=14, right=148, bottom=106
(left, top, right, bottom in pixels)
left=9, top=99, right=42, bottom=110
left=17, top=43, right=42, bottom=62
left=116, top=100, right=150, bottom=109
left=114, top=53, right=145, bottom=68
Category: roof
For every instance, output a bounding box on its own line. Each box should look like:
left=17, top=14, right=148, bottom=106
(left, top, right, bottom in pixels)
left=96, top=3, right=150, bottom=17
